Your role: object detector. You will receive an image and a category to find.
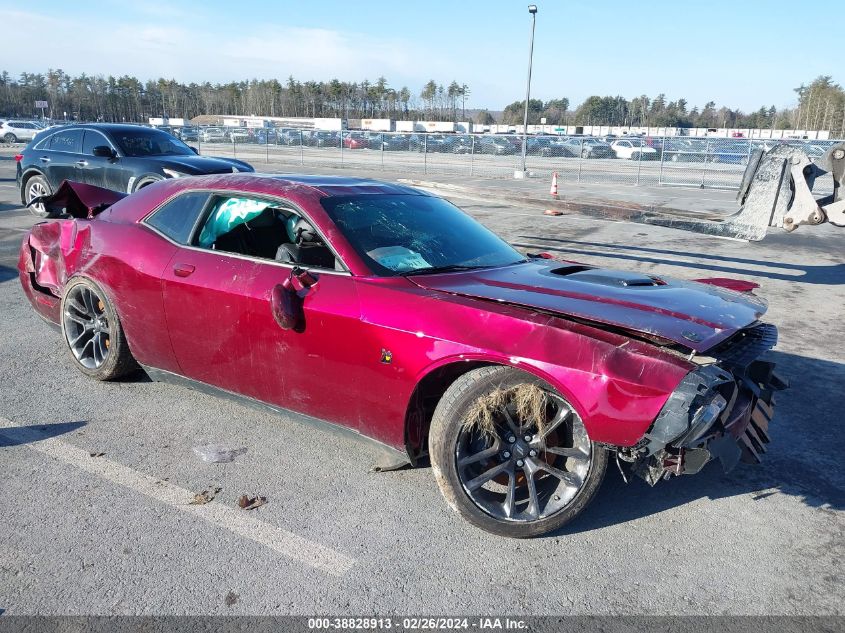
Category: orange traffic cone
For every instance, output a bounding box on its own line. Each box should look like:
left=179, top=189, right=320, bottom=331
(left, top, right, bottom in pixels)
left=550, top=172, right=559, bottom=199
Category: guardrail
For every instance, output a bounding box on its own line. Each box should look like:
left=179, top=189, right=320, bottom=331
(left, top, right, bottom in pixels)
left=180, top=127, right=841, bottom=191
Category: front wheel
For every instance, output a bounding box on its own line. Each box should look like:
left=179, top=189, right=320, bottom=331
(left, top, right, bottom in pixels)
left=4, top=133, right=17, bottom=143
left=430, top=366, right=607, bottom=538
left=60, top=277, right=136, bottom=380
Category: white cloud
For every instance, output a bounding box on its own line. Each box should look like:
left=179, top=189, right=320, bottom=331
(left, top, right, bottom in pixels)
left=0, top=7, right=451, bottom=88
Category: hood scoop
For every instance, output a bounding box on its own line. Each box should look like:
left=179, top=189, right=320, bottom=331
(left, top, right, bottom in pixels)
left=550, top=266, right=665, bottom=288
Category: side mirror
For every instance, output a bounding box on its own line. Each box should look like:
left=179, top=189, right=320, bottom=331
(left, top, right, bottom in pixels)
left=93, top=145, right=115, bottom=158
left=189, top=146, right=199, bottom=154
left=270, top=268, right=318, bottom=331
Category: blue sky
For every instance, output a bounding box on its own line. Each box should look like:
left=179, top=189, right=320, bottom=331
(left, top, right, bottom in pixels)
left=2, top=0, right=842, bottom=112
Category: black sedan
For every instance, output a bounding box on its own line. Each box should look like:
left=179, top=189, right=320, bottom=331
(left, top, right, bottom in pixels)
left=16, top=124, right=253, bottom=216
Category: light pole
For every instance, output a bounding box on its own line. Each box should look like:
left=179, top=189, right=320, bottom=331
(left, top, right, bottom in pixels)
left=517, top=4, right=538, bottom=178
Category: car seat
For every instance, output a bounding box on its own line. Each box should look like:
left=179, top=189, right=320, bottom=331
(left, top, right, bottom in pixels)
left=276, top=218, right=336, bottom=269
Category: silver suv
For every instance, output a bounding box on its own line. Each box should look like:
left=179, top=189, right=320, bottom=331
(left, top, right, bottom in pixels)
left=1, top=120, right=41, bottom=143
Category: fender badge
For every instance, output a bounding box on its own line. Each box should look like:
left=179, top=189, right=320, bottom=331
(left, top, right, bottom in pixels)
left=380, top=348, right=393, bottom=364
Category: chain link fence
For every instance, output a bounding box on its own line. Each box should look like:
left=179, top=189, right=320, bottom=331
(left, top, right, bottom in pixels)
left=180, top=125, right=841, bottom=191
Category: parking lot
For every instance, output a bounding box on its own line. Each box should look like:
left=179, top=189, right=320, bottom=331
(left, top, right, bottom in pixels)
left=0, top=153, right=843, bottom=615
left=193, top=133, right=761, bottom=190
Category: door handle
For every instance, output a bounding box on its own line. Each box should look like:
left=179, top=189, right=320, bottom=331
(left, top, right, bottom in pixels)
left=173, top=264, right=195, bottom=277
left=39, top=156, right=50, bottom=163
left=75, top=160, right=88, bottom=167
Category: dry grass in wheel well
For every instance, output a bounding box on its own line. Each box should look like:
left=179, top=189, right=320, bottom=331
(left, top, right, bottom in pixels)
left=462, top=383, right=549, bottom=439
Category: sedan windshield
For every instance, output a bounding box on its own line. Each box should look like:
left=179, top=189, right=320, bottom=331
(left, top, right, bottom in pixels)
left=321, top=194, right=526, bottom=276
left=111, top=128, right=195, bottom=157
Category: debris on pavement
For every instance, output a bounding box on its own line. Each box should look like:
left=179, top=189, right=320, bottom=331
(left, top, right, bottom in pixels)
left=224, top=591, right=240, bottom=607
left=189, top=487, right=222, bottom=505
left=88, top=452, right=105, bottom=457
left=543, top=209, right=564, bottom=216
left=192, top=443, right=247, bottom=463
left=237, top=494, right=267, bottom=510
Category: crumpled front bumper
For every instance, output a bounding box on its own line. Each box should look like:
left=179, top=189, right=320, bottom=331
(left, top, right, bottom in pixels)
left=629, top=327, right=787, bottom=485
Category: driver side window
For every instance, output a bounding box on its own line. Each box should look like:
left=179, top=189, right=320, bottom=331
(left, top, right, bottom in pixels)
left=194, top=195, right=341, bottom=270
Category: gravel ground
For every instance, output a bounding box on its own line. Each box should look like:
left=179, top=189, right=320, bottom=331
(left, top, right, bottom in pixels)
left=0, top=156, right=843, bottom=615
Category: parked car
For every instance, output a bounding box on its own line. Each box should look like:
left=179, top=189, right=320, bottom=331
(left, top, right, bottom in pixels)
left=277, top=129, right=304, bottom=146
left=343, top=132, right=369, bottom=149
left=662, top=138, right=707, bottom=162
left=16, top=123, right=253, bottom=214
left=409, top=134, right=448, bottom=153
left=561, top=137, right=614, bottom=159
left=177, top=127, right=199, bottom=142
left=383, top=133, right=412, bottom=151
left=611, top=138, right=659, bottom=160
left=18, top=174, right=784, bottom=537
left=304, top=131, right=340, bottom=148
left=476, top=136, right=517, bottom=155
left=443, top=134, right=475, bottom=154
left=226, top=128, right=251, bottom=143
left=526, top=137, right=576, bottom=158
left=253, top=128, right=278, bottom=145
left=1, top=120, right=42, bottom=143
left=705, top=139, right=754, bottom=165
left=200, top=127, right=227, bottom=143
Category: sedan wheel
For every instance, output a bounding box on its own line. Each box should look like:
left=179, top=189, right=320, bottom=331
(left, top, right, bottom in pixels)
left=430, top=366, right=607, bottom=538
left=61, top=278, right=136, bottom=380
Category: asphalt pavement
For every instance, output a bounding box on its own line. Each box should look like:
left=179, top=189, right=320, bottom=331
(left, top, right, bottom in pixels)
left=0, top=154, right=843, bottom=615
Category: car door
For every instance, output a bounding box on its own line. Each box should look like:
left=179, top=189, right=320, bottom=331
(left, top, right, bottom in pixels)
left=160, top=193, right=365, bottom=429
left=79, top=129, right=127, bottom=191
left=38, top=128, right=84, bottom=189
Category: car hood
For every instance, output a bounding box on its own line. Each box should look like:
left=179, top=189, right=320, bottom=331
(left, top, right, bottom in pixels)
left=408, top=260, right=767, bottom=352
left=159, top=155, right=252, bottom=173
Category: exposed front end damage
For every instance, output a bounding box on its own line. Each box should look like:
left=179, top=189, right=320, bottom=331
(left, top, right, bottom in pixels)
left=619, top=322, right=787, bottom=485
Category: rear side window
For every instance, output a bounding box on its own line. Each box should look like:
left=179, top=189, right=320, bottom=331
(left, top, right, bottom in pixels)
left=48, top=129, right=84, bottom=153
left=146, top=192, right=210, bottom=244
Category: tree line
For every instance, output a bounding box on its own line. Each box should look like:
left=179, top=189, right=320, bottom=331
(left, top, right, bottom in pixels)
left=1, top=70, right=842, bottom=135
left=0, top=70, right=471, bottom=123
left=500, top=76, right=844, bottom=134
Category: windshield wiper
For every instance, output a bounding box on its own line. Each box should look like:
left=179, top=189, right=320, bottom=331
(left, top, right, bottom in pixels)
left=399, top=264, right=483, bottom=276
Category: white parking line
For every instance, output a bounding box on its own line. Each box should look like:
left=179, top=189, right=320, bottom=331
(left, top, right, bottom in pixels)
left=0, top=416, right=355, bottom=576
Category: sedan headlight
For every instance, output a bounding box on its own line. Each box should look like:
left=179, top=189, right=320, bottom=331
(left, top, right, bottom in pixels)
left=162, top=168, right=188, bottom=179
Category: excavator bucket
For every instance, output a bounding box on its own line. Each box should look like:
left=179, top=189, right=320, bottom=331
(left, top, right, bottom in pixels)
left=646, top=141, right=845, bottom=241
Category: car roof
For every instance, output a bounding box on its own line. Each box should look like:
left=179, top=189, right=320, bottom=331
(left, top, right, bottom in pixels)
left=150, top=173, right=428, bottom=198
left=46, top=123, right=169, bottom=134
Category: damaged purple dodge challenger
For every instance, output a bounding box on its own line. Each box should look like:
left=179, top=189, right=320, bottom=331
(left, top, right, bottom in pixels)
left=18, top=175, right=786, bottom=537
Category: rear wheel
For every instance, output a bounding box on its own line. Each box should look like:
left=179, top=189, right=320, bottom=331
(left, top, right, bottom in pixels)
left=24, top=175, right=52, bottom=217
left=61, top=278, right=136, bottom=381
left=430, top=366, right=607, bottom=538
left=631, top=151, right=640, bottom=161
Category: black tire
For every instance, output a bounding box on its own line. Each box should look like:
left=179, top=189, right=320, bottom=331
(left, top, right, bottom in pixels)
left=133, top=176, right=163, bottom=192
left=23, top=174, right=52, bottom=217
left=429, top=366, right=607, bottom=538
left=4, top=133, right=17, bottom=143
left=60, top=277, right=136, bottom=381
left=631, top=151, right=640, bottom=161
